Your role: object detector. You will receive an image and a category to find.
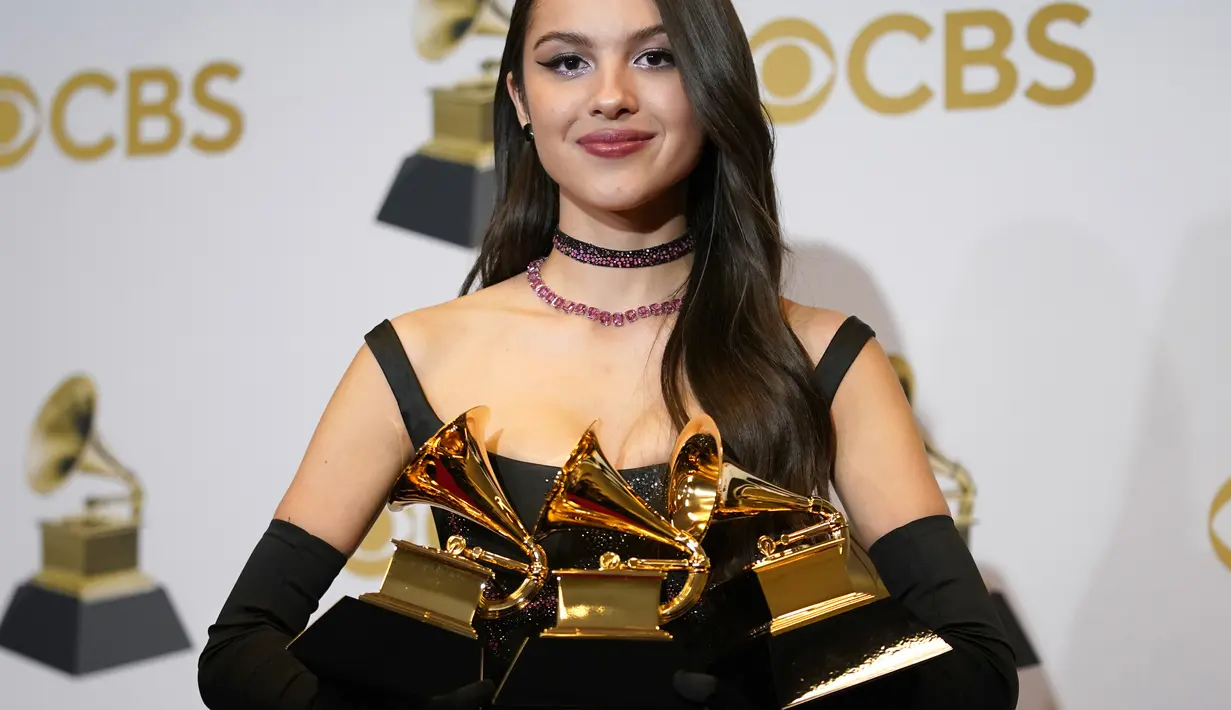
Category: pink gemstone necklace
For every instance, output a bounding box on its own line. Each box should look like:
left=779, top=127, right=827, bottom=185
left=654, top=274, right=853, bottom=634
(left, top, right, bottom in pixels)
left=525, top=257, right=683, bottom=327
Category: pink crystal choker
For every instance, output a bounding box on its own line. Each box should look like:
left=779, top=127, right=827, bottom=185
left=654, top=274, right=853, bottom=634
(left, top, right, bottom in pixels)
left=525, top=257, right=683, bottom=327
left=552, top=229, right=693, bottom=268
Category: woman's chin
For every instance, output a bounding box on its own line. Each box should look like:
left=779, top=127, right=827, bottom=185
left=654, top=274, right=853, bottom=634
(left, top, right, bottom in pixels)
left=565, top=185, right=660, bottom=215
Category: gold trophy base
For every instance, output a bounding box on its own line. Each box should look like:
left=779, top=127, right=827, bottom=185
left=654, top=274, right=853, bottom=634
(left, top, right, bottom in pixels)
left=356, top=538, right=494, bottom=639
left=31, top=514, right=155, bottom=602
left=41, top=515, right=139, bottom=576
left=421, top=83, right=497, bottom=169
left=32, top=568, right=155, bottom=602
left=749, top=535, right=888, bottom=636
left=540, top=568, right=671, bottom=640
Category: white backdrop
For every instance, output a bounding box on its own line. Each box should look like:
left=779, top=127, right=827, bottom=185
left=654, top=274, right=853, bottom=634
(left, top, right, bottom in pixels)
left=2, top=1, right=1229, bottom=708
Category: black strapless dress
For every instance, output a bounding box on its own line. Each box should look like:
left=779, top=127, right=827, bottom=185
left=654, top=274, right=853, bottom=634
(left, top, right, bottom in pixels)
left=195, top=316, right=1019, bottom=710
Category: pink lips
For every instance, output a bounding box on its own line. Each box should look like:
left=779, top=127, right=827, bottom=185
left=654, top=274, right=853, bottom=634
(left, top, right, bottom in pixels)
left=577, top=129, right=656, bottom=158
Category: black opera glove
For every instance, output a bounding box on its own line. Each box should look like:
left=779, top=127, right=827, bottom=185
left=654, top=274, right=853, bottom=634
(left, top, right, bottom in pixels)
left=862, top=514, right=1019, bottom=709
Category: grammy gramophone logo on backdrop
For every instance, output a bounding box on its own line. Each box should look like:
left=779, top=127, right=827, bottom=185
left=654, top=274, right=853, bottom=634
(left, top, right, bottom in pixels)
left=375, top=0, right=512, bottom=249
left=0, top=374, right=191, bottom=675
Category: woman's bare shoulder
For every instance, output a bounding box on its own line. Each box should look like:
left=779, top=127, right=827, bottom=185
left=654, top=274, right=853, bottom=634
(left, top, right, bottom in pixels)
left=384, top=279, right=521, bottom=368
left=780, top=297, right=853, bottom=368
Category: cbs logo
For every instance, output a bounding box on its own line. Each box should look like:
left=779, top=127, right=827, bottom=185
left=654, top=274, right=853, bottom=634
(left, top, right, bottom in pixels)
left=0, top=61, right=242, bottom=169
left=750, top=3, right=1094, bottom=123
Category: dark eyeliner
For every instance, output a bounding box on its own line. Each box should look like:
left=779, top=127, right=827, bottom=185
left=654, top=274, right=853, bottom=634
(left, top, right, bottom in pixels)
left=538, top=52, right=583, bottom=69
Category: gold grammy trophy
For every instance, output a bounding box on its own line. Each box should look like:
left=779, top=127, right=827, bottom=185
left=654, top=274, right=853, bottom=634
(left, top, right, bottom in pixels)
left=376, top=0, right=510, bottom=246
left=536, top=424, right=710, bottom=639
left=665, top=415, right=952, bottom=708
left=493, top=423, right=711, bottom=708
left=288, top=406, right=550, bottom=702
left=367, top=404, right=549, bottom=631
left=0, top=374, right=191, bottom=674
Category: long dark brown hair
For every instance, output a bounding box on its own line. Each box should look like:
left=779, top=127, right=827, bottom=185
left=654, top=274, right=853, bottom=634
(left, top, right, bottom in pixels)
left=460, top=0, right=835, bottom=577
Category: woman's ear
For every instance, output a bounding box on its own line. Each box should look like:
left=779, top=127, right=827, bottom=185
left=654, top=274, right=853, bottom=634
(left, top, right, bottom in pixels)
left=506, top=71, right=530, bottom=127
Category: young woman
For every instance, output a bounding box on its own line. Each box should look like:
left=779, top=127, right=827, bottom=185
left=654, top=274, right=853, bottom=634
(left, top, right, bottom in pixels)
left=197, top=1, right=1018, bottom=708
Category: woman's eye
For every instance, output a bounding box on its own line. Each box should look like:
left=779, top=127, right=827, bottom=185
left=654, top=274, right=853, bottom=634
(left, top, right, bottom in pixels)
left=636, top=50, right=675, bottom=69
left=542, top=53, right=589, bottom=76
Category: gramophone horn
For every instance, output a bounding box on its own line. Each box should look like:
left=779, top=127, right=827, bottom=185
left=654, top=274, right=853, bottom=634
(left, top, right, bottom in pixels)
left=414, top=0, right=511, bottom=61
left=665, top=417, right=721, bottom=542
left=536, top=424, right=710, bottom=623
left=387, top=405, right=548, bottom=618
left=26, top=374, right=143, bottom=524
left=666, top=414, right=841, bottom=548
